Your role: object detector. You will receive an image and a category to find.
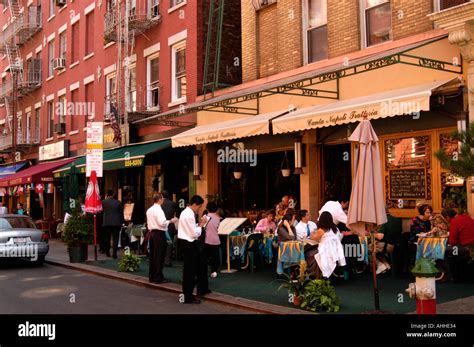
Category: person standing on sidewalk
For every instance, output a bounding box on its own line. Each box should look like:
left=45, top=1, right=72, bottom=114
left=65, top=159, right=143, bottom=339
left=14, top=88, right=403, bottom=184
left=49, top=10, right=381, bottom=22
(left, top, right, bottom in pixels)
left=204, top=201, right=221, bottom=278
left=147, top=193, right=178, bottom=284
left=178, top=195, right=209, bottom=304
left=102, top=190, right=123, bottom=259
left=162, top=191, right=177, bottom=267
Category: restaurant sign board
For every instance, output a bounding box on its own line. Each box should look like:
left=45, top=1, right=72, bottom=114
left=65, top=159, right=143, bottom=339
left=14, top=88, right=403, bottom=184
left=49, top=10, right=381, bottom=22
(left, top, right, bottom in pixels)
left=39, top=140, right=69, bottom=161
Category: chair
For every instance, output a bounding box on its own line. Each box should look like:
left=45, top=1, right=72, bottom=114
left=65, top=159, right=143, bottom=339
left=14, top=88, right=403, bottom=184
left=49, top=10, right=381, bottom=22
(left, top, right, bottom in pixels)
left=241, top=233, right=263, bottom=273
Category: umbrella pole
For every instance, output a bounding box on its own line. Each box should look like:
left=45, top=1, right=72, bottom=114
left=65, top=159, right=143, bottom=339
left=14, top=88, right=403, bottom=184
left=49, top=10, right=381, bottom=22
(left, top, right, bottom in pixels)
left=94, top=214, right=97, bottom=261
left=370, top=224, right=380, bottom=310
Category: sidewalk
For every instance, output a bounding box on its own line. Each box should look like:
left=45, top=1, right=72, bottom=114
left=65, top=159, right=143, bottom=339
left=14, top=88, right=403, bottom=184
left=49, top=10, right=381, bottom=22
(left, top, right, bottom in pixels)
left=45, top=240, right=308, bottom=314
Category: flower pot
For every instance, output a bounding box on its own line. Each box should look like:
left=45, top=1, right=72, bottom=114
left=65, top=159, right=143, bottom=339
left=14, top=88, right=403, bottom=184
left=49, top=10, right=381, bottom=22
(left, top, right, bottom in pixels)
left=293, top=294, right=301, bottom=306
left=281, top=169, right=291, bottom=177
left=233, top=171, right=242, bottom=179
left=68, top=243, right=88, bottom=263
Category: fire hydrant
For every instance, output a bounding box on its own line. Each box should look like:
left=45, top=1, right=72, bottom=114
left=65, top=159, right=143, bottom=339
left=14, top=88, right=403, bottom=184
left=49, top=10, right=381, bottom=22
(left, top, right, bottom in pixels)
left=405, top=257, right=439, bottom=314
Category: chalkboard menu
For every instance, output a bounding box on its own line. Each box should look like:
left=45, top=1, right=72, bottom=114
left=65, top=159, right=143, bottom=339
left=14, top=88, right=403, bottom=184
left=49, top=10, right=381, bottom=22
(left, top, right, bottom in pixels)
left=389, top=168, right=426, bottom=199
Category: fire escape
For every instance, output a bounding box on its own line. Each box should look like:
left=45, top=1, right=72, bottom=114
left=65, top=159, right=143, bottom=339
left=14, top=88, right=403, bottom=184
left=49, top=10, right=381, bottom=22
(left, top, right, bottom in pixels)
left=104, top=0, right=162, bottom=128
left=0, top=0, right=42, bottom=155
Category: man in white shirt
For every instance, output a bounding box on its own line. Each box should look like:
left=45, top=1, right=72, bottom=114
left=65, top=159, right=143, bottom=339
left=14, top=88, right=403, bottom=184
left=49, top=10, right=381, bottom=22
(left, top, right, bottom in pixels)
left=178, top=195, right=208, bottom=304
left=318, top=198, right=349, bottom=227
left=0, top=202, right=8, bottom=215
left=147, top=193, right=178, bottom=284
left=296, top=210, right=314, bottom=240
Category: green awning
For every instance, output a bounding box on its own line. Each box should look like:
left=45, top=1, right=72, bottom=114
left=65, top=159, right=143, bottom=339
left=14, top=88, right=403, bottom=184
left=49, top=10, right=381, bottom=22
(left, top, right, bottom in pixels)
left=53, top=139, right=171, bottom=178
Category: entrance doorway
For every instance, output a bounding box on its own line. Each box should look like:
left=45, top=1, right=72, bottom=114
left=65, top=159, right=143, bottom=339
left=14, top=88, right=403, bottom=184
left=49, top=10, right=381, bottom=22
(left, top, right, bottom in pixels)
left=322, top=143, right=352, bottom=203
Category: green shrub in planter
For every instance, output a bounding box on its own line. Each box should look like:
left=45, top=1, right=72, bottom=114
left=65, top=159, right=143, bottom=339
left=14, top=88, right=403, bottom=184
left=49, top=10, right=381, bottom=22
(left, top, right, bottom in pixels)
left=300, top=279, right=340, bottom=313
left=118, top=253, right=141, bottom=272
left=62, top=202, right=93, bottom=246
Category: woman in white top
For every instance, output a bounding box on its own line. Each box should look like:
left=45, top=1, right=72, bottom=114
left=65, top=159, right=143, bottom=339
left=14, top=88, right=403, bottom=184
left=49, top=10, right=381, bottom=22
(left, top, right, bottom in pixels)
left=313, top=211, right=346, bottom=278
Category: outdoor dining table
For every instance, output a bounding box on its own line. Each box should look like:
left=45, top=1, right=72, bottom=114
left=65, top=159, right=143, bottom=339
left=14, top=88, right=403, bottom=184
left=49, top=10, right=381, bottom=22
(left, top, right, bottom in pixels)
left=277, top=240, right=306, bottom=275
left=416, top=236, right=448, bottom=261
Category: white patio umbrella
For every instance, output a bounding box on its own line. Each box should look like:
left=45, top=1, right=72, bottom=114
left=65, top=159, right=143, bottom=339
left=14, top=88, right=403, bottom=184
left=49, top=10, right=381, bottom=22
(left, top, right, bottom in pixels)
left=347, top=119, right=388, bottom=311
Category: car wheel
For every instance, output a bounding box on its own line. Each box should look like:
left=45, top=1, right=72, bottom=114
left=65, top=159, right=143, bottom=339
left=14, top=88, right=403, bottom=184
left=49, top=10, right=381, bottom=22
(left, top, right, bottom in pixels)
left=33, top=255, right=46, bottom=266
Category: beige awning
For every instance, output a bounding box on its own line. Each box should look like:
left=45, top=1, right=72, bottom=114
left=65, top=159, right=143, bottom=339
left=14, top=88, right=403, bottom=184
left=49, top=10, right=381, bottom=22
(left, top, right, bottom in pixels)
left=272, top=78, right=461, bottom=134
left=171, top=110, right=289, bottom=148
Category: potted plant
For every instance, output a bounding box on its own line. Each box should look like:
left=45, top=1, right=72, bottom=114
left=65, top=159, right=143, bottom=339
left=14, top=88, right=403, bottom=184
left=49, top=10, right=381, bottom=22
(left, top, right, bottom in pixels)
left=299, top=279, right=340, bottom=313
left=278, top=268, right=311, bottom=306
left=118, top=252, right=141, bottom=272
left=61, top=201, right=93, bottom=263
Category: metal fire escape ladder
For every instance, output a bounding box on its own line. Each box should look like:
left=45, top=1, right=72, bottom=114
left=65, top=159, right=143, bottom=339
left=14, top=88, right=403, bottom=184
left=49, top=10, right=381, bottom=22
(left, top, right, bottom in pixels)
left=202, top=0, right=225, bottom=99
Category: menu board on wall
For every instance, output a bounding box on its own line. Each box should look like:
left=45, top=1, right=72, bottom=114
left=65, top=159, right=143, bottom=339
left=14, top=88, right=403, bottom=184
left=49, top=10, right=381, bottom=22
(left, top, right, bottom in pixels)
left=389, top=168, right=427, bottom=199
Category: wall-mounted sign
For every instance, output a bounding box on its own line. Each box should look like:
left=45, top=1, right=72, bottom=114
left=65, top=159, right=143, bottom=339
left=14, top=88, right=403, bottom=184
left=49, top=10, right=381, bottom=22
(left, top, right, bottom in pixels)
left=389, top=168, right=427, bottom=199
left=39, top=140, right=69, bottom=161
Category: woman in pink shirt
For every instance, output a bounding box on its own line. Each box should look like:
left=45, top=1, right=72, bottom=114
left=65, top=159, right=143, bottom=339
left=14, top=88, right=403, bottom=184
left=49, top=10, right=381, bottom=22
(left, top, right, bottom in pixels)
left=204, top=202, right=222, bottom=278
left=255, top=210, right=277, bottom=233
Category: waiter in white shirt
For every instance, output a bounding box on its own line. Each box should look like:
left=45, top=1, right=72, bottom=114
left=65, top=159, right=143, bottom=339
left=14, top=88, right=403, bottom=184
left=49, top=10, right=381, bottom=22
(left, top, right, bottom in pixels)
left=178, top=195, right=209, bottom=304
left=318, top=198, right=350, bottom=228
left=147, top=193, right=178, bottom=284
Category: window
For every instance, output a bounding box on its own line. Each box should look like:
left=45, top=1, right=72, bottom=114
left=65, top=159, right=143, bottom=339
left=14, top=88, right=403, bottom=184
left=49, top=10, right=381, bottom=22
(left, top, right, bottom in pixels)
left=106, top=73, right=117, bottom=119
left=362, top=0, right=392, bottom=47
left=35, top=107, right=41, bottom=141
left=107, top=0, right=116, bottom=11
left=70, top=89, right=79, bottom=131
left=71, top=23, right=79, bottom=63
left=171, top=43, right=186, bottom=102
left=49, top=0, right=55, bottom=18
left=85, top=12, right=95, bottom=55
left=59, top=32, right=66, bottom=62
left=130, top=0, right=136, bottom=18
left=16, top=113, right=22, bottom=143
left=85, top=83, right=94, bottom=125
left=129, top=65, right=136, bottom=112
left=304, top=0, right=328, bottom=64
left=26, top=112, right=31, bottom=143
left=150, top=0, right=159, bottom=17
left=147, top=55, right=160, bottom=108
left=58, top=96, right=66, bottom=125
left=170, top=0, right=185, bottom=8
left=437, top=0, right=470, bottom=10
left=47, top=101, right=54, bottom=138
left=48, top=40, right=55, bottom=77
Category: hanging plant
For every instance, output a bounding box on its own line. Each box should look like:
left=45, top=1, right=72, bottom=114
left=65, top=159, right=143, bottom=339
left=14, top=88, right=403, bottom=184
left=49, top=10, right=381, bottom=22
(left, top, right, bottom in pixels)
left=281, top=151, right=291, bottom=177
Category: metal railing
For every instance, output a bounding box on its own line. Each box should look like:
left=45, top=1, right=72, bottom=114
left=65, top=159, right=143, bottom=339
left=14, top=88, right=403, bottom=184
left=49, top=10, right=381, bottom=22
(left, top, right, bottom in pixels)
left=104, top=7, right=161, bottom=42
left=0, top=132, right=39, bottom=150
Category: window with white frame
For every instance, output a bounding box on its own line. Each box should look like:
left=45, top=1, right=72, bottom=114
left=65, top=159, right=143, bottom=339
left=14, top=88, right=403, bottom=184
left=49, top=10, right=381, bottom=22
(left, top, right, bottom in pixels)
left=59, top=31, right=67, bottom=62
left=129, top=65, right=136, bottom=112
left=48, top=40, right=55, bottom=77
left=47, top=101, right=54, bottom=138
left=85, top=12, right=95, bottom=55
left=106, top=73, right=117, bottom=120
left=147, top=55, right=160, bottom=109
left=35, top=107, right=41, bottom=140
left=304, top=0, right=328, bottom=64
left=149, top=0, right=159, bottom=18
left=58, top=95, right=66, bottom=124
left=435, top=0, right=470, bottom=11
left=170, top=0, right=185, bottom=8
left=171, top=43, right=186, bottom=102
left=71, top=23, right=79, bottom=63
left=129, top=0, right=137, bottom=18
left=49, top=0, right=55, bottom=18
left=26, top=112, right=31, bottom=143
left=16, top=113, right=22, bottom=143
left=361, top=0, right=392, bottom=48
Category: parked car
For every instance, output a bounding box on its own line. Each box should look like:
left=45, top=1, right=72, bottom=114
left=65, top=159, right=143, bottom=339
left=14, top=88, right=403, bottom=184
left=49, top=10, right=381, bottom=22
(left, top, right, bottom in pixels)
left=0, top=215, right=49, bottom=265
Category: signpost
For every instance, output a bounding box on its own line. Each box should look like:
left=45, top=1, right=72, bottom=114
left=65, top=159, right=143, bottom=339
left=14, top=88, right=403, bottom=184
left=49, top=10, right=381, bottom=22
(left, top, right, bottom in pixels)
left=86, top=122, right=104, bottom=178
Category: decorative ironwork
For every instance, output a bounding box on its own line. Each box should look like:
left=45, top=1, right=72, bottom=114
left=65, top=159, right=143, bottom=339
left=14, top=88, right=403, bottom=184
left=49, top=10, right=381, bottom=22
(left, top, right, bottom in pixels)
left=318, top=70, right=345, bottom=83
left=364, top=56, right=398, bottom=71
left=418, top=58, right=445, bottom=70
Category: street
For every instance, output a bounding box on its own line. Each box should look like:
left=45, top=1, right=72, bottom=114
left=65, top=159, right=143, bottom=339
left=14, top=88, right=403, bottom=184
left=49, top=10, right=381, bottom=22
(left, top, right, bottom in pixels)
left=0, top=261, right=252, bottom=314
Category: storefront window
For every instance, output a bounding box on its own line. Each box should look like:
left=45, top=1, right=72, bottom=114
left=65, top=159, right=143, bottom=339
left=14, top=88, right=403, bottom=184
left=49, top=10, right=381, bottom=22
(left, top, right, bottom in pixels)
left=384, top=135, right=431, bottom=209
left=439, top=132, right=464, bottom=209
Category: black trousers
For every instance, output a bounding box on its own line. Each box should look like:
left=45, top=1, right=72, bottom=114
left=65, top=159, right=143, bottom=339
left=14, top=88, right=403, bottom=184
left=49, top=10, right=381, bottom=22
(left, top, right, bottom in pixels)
left=149, top=230, right=167, bottom=282
left=204, top=244, right=220, bottom=273
left=104, top=226, right=120, bottom=257
left=164, top=229, right=176, bottom=266
left=182, top=240, right=208, bottom=301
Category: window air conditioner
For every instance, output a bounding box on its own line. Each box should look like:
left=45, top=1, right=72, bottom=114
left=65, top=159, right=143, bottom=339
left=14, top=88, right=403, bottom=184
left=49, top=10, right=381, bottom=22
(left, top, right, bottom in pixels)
left=54, top=123, right=66, bottom=134
left=53, top=58, right=66, bottom=70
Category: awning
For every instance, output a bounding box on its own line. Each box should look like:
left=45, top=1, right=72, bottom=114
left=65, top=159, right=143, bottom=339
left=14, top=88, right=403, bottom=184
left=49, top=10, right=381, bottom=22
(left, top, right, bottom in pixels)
left=53, top=139, right=171, bottom=178
left=272, top=78, right=461, bottom=134
left=171, top=110, right=288, bottom=148
left=0, top=158, right=76, bottom=187
left=0, top=161, right=29, bottom=176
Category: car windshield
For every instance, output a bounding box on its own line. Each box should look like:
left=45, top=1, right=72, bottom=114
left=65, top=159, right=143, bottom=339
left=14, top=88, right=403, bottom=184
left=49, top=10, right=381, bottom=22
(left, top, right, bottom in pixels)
left=0, top=217, right=36, bottom=229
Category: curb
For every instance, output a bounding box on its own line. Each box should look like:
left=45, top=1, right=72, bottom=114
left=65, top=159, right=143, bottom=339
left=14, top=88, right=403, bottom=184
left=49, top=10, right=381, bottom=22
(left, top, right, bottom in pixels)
left=45, top=258, right=311, bottom=315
